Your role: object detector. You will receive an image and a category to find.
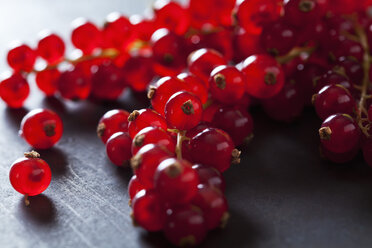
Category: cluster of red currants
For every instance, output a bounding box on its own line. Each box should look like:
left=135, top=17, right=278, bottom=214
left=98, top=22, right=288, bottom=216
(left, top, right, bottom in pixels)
left=5, top=0, right=372, bottom=246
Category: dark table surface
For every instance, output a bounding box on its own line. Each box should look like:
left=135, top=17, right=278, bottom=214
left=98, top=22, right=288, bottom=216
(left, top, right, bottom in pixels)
left=2, top=1, right=372, bottom=248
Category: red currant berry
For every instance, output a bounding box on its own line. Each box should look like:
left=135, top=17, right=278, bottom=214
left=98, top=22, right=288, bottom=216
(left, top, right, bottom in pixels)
left=260, top=21, right=296, bottom=55
left=177, top=73, right=208, bottom=104
left=132, top=190, right=165, bottom=231
left=188, top=48, right=226, bottom=86
left=131, top=144, right=173, bottom=189
left=165, top=91, right=202, bottom=130
left=202, top=102, right=223, bottom=123
left=284, top=0, right=326, bottom=27
left=71, top=18, right=102, bottom=54
left=332, top=39, right=364, bottom=62
left=106, top=132, right=132, bottom=167
left=128, top=109, right=168, bottom=139
left=314, top=70, right=352, bottom=94
left=164, top=204, right=207, bottom=246
left=192, top=186, right=229, bottom=230
left=37, top=32, right=65, bottom=65
left=148, top=76, right=188, bottom=115
left=9, top=151, right=52, bottom=200
left=209, top=65, right=246, bottom=105
left=20, top=109, right=63, bottom=149
left=151, top=28, right=187, bottom=77
left=321, top=143, right=358, bottom=164
left=97, top=109, right=130, bottom=144
left=35, top=68, right=60, bottom=96
left=0, top=72, right=30, bottom=108
left=190, top=128, right=239, bottom=172
left=154, top=0, right=190, bottom=35
left=262, top=82, right=305, bottom=122
left=319, top=114, right=360, bottom=154
left=337, top=57, right=363, bottom=86
left=57, top=66, right=91, bottom=100
left=121, top=53, right=155, bottom=92
left=235, top=0, right=282, bottom=34
left=233, top=28, right=263, bottom=62
left=130, top=15, right=158, bottom=42
left=240, top=54, right=285, bottom=99
left=313, top=84, right=356, bottom=120
left=154, top=158, right=199, bottom=204
left=192, top=164, right=226, bottom=192
left=7, top=43, right=36, bottom=72
left=128, top=175, right=145, bottom=200
left=91, top=61, right=126, bottom=100
left=102, top=12, right=133, bottom=50
left=212, top=106, right=254, bottom=146
left=132, top=126, right=175, bottom=155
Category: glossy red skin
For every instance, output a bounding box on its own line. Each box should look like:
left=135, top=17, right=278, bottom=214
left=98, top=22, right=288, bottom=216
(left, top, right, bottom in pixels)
left=150, top=76, right=188, bottom=115
left=91, top=61, right=126, bottom=100
left=57, top=66, right=91, bottom=100
left=233, top=28, right=263, bottom=62
left=262, top=82, right=305, bottom=123
left=102, top=13, right=133, bottom=50
left=131, top=126, right=175, bottom=155
left=314, top=70, right=352, bottom=93
left=192, top=164, right=226, bottom=192
left=151, top=28, right=186, bottom=77
left=241, top=54, right=285, bottom=99
left=128, top=109, right=168, bottom=138
left=37, top=33, right=65, bottom=64
left=0, top=73, right=30, bottom=108
left=337, top=57, right=363, bottom=86
left=154, top=0, right=190, bottom=35
left=188, top=48, right=227, bottom=86
left=130, top=15, right=158, bottom=42
left=202, top=102, right=222, bottom=123
left=106, top=132, right=132, bottom=166
left=189, top=128, right=234, bottom=172
left=332, top=39, right=364, bottom=62
left=164, top=204, right=207, bottom=246
left=128, top=175, right=145, bottom=200
left=132, top=144, right=173, bottom=189
left=320, top=114, right=360, bottom=154
left=314, top=85, right=356, bottom=120
left=209, top=66, right=246, bottom=105
left=71, top=19, right=102, bottom=54
left=188, top=0, right=236, bottom=28
left=7, top=44, right=36, bottom=72
left=321, top=143, right=359, bottom=164
left=192, top=186, right=228, bottom=230
left=9, top=157, right=51, bottom=196
left=132, top=190, right=165, bottom=231
left=97, top=109, right=130, bottom=144
left=154, top=158, right=199, bottom=205
left=121, top=54, right=155, bottom=92
left=35, top=69, right=60, bottom=96
left=235, top=0, right=282, bottom=34
left=20, top=109, right=63, bottom=149
left=212, top=106, right=254, bottom=146
left=165, top=91, right=202, bottom=130
left=284, top=0, right=326, bottom=27
left=260, top=21, right=296, bottom=55
left=177, top=73, right=208, bottom=104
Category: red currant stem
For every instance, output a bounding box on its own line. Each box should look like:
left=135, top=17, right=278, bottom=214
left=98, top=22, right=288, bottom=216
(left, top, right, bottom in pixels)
left=24, top=194, right=30, bottom=206
left=175, top=131, right=186, bottom=160
left=354, top=22, right=371, bottom=137
left=202, top=98, right=214, bottom=110
left=276, top=45, right=316, bottom=65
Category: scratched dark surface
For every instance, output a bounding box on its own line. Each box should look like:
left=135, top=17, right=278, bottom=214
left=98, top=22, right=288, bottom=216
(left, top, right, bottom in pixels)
left=1, top=1, right=372, bottom=248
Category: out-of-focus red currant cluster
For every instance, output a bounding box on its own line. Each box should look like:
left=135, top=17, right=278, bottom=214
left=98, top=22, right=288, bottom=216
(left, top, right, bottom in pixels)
left=6, top=0, right=372, bottom=246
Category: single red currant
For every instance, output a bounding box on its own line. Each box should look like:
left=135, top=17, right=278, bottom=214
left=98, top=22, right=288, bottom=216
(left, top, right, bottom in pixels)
left=177, top=72, right=208, bottom=104
left=319, top=114, right=360, bottom=154
left=57, top=66, right=91, bottom=100
left=71, top=18, right=102, bottom=54
left=233, top=28, right=263, bottom=62
left=7, top=43, right=37, bottom=72
left=97, top=109, right=130, bottom=144
left=165, top=91, right=202, bottom=130
left=154, top=0, right=190, bottom=35
left=20, top=108, right=63, bottom=149
left=35, top=68, right=60, bottom=96
left=9, top=151, right=52, bottom=205
left=132, top=126, right=175, bottom=155
left=284, top=0, right=326, bottom=27
left=240, top=54, right=285, bottom=99
left=192, top=164, right=226, bottom=192
left=102, top=12, right=133, bottom=50
left=0, top=72, right=30, bottom=108
left=260, top=21, right=296, bottom=55
left=128, top=175, right=146, bottom=200
left=128, top=109, right=168, bottom=138
left=105, top=132, right=132, bottom=167
left=209, top=65, right=246, bottom=105
left=132, top=190, right=165, bottom=231
left=131, top=144, right=173, bottom=189
left=37, top=32, right=65, bottom=64
left=154, top=158, right=199, bottom=204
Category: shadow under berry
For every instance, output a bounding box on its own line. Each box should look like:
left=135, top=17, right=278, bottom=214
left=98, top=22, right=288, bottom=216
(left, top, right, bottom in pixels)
left=17, top=194, right=56, bottom=225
